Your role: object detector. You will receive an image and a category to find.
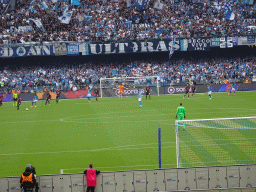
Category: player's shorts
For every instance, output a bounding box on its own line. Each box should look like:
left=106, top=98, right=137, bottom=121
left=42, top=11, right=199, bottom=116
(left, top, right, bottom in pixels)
left=146, top=92, right=150, bottom=95
left=33, top=100, right=37, bottom=103
left=185, top=91, right=189, bottom=94
left=95, top=94, right=99, bottom=97
left=192, top=90, right=195, bottom=93
left=87, top=94, right=91, bottom=98
left=138, top=98, right=142, bottom=102
left=13, top=98, right=17, bottom=101
left=208, top=91, right=212, bottom=95
left=178, top=115, right=185, bottom=120
left=46, top=98, right=50, bottom=101
left=56, top=96, right=60, bottom=99
left=231, top=88, right=235, bottom=92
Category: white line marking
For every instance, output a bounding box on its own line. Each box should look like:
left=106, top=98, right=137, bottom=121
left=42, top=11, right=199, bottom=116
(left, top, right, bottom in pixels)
left=61, top=164, right=177, bottom=171
left=0, top=142, right=174, bottom=156
left=2, top=138, right=256, bottom=156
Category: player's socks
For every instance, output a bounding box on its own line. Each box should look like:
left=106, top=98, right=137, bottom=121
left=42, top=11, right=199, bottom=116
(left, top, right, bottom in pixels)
left=149, top=95, right=150, bottom=99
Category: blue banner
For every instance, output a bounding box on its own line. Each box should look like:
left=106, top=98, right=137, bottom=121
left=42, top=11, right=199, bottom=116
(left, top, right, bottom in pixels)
left=71, top=0, right=80, bottom=5
left=67, top=44, right=79, bottom=55
left=0, top=45, right=53, bottom=58
left=88, top=39, right=181, bottom=54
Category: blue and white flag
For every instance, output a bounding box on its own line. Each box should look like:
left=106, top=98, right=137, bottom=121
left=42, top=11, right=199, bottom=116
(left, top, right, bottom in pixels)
left=28, top=0, right=35, bottom=13
left=126, top=0, right=131, bottom=8
left=63, top=5, right=68, bottom=14
left=124, top=21, right=132, bottom=29
left=71, top=0, right=80, bottom=5
left=169, top=41, right=175, bottom=59
left=154, top=1, right=164, bottom=10
left=41, top=1, right=48, bottom=9
left=134, top=0, right=149, bottom=11
left=59, top=11, right=72, bottom=24
left=28, top=18, right=46, bottom=32
left=222, top=1, right=233, bottom=12
left=225, top=10, right=235, bottom=20
left=54, top=3, right=58, bottom=11
left=84, top=15, right=93, bottom=25
left=212, top=2, right=221, bottom=10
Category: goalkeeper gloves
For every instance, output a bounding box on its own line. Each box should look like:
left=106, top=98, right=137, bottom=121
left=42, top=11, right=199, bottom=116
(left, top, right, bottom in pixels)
left=175, top=115, right=177, bottom=119
left=184, top=115, right=186, bottom=118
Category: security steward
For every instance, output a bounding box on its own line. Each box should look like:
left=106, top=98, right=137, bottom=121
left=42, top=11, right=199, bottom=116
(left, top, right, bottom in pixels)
left=84, top=163, right=100, bottom=192
left=20, top=167, right=36, bottom=191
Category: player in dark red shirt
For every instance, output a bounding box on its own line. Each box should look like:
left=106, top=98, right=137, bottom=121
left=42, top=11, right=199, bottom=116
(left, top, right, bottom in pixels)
left=0, top=94, right=4, bottom=107
left=145, top=85, right=151, bottom=99
left=192, top=84, right=196, bottom=97
left=56, top=89, right=61, bottom=103
left=17, top=96, right=21, bottom=110
left=94, top=87, right=99, bottom=102
left=45, top=92, right=51, bottom=106
left=183, top=83, right=190, bottom=99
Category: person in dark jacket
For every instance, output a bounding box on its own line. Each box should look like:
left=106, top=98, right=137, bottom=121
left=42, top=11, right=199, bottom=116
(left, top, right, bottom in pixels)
left=20, top=167, right=36, bottom=191
left=84, top=163, right=100, bottom=192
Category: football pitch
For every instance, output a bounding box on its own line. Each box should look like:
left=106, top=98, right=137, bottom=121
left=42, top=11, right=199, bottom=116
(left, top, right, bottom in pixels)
left=1, top=91, right=256, bottom=177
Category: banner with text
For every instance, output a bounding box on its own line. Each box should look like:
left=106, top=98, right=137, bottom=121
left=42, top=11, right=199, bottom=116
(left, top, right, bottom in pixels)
left=187, top=38, right=211, bottom=51
left=0, top=45, right=53, bottom=58
left=85, top=39, right=181, bottom=55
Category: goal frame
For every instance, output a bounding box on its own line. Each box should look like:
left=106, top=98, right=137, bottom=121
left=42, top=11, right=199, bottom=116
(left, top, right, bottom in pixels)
left=175, top=116, right=256, bottom=168
left=99, top=76, right=160, bottom=98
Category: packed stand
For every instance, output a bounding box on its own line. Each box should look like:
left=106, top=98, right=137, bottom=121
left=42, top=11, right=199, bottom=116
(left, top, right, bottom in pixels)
left=1, top=0, right=256, bottom=44
left=0, top=56, right=255, bottom=92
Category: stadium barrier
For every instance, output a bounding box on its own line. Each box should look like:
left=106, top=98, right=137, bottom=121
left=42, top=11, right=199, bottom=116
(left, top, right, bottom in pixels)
left=1, top=35, right=256, bottom=57
left=0, top=164, right=256, bottom=192
left=1, top=83, right=256, bottom=102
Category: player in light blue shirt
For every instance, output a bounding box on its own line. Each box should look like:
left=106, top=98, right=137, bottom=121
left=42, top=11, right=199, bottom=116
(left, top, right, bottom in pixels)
left=31, top=93, right=38, bottom=107
left=207, top=84, right=212, bottom=99
left=87, top=87, right=91, bottom=102
left=228, top=83, right=236, bottom=96
left=138, top=89, right=142, bottom=107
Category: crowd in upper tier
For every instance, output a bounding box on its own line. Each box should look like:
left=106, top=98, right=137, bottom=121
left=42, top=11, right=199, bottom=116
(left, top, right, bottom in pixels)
left=1, top=0, right=256, bottom=44
left=0, top=56, right=255, bottom=92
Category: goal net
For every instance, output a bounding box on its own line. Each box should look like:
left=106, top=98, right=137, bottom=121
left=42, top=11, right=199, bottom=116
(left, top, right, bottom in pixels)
left=99, top=76, right=160, bottom=98
left=175, top=117, right=256, bottom=168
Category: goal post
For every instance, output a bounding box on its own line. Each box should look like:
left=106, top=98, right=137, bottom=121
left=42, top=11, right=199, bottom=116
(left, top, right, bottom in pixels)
left=175, top=116, right=256, bottom=168
left=99, top=76, right=160, bottom=98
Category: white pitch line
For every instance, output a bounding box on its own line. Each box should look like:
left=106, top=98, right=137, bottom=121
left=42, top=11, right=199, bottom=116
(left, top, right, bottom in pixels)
left=0, top=146, right=173, bottom=156
left=61, top=163, right=177, bottom=171
left=2, top=138, right=256, bottom=156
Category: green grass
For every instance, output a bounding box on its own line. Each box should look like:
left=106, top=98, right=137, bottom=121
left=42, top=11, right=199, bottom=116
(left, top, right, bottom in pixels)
left=0, top=91, right=256, bottom=177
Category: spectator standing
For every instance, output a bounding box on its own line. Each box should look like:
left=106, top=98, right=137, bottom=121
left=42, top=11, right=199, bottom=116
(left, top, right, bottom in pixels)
left=84, top=163, right=100, bottom=192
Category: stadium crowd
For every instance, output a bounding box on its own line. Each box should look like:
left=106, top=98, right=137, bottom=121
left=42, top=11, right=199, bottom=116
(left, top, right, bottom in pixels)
left=1, top=0, right=256, bottom=44
left=0, top=56, right=255, bottom=92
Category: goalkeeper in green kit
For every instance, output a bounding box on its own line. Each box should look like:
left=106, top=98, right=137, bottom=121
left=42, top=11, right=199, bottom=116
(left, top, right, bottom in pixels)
left=176, top=103, right=186, bottom=131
